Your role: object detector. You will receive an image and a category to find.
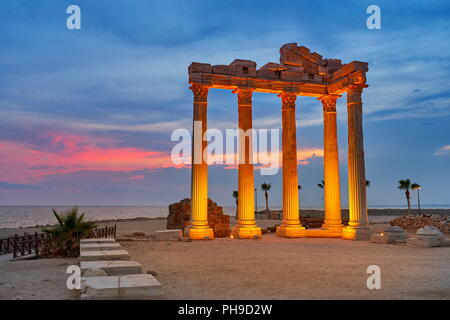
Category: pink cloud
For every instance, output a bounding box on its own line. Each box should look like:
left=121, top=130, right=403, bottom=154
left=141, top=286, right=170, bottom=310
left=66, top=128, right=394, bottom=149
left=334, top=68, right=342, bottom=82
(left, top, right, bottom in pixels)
left=0, top=132, right=179, bottom=184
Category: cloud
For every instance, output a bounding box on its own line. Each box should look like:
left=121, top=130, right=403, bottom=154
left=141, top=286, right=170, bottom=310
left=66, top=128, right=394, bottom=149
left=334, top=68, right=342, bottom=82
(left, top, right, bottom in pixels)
left=0, top=132, right=178, bottom=184
left=435, top=145, right=450, bottom=156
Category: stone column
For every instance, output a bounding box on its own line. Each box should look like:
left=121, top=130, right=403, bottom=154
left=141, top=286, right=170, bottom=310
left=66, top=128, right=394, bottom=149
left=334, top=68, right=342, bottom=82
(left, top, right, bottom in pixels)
left=185, top=84, right=214, bottom=240
left=232, top=89, right=262, bottom=239
left=319, top=95, right=344, bottom=232
left=342, top=85, right=371, bottom=240
left=276, top=92, right=305, bottom=238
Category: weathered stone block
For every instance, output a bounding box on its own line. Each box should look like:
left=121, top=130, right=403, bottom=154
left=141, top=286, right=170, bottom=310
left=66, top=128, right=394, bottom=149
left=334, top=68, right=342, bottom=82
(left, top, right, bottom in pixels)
left=83, top=268, right=108, bottom=277
left=407, top=238, right=441, bottom=248
left=229, top=59, right=257, bottom=77
left=81, top=274, right=162, bottom=300
left=119, top=274, right=162, bottom=298
left=81, top=260, right=143, bottom=276
left=81, top=276, right=120, bottom=299
left=156, top=229, right=182, bottom=241
left=167, top=198, right=230, bottom=238
left=80, top=243, right=122, bottom=251
left=80, top=250, right=130, bottom=261
left=332, top=61, right=368, bottom=80
left=280, top=70, right=308, bottom=82
left=370, top=234, right=391, bottom=244
left=189, top=62, right=212, bottom=74
left=212, top=65, right=236, bottom=75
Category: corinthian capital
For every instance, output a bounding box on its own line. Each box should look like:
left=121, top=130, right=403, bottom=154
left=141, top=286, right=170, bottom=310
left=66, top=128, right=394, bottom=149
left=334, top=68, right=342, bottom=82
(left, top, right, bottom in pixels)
left=318, top=94, right=340, bottom=112
left=232, top=88, right=253, bottom=106
left=347, top=84, right=368, bottom=104
left=190, top=84, right=209, bottom=103
left=278, top=92, right=297, bottom=110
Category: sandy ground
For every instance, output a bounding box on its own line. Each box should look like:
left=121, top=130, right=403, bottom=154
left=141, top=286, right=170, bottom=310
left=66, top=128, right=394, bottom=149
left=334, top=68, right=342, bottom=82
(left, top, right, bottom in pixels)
left=0, top=258, right=78, bottom=300
left=1, top=217, right=449, bottom=300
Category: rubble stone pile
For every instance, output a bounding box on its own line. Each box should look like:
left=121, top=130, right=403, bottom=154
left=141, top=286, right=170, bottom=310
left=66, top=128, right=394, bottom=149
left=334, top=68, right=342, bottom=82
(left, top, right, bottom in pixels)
left=390, top=214, right=450, bottom=233
left=167, top=198, right=230, bottom=238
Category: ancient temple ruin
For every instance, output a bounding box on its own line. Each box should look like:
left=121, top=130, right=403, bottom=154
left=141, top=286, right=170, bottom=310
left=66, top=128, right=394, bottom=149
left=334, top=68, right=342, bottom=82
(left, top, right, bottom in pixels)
left=185, top=43, right=370, bottom=241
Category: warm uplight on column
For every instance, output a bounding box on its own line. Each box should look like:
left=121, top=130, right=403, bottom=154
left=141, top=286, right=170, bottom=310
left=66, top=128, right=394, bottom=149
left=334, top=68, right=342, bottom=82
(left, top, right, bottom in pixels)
left=185, top=84, right=214, bottom=240
left=319, top=94, right=344, bottom=233
left=343, top=85, right=371, bottom=241
left=276, top=92, right=305, bottom=238
left=232, top=88, right=262, bottom=239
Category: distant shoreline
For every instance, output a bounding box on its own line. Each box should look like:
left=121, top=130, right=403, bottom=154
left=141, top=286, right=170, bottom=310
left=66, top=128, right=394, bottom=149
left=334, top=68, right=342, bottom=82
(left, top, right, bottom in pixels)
left=2, top=208, right=450, bottom=230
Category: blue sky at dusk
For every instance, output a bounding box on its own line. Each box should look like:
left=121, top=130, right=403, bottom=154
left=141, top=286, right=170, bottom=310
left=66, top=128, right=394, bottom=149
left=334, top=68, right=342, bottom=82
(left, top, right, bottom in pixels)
left=0, top=0, right=449, bottom=207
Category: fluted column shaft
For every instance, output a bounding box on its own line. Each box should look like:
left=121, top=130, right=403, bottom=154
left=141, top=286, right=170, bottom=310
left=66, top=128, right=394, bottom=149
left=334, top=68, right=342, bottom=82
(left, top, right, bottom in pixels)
left=343, top=86, right=370, bottom=240
left=319, top=95, right=344, bottom=231
left=232, top=89, right=261, bottom=239
left=276, top=92, right=305, bottom=237
left=186, top=84, right=214, bottom=240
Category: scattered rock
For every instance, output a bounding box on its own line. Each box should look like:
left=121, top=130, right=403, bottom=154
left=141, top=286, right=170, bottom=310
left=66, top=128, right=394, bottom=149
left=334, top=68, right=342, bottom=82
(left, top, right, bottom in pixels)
left=390, top=214, right=450, bottom=233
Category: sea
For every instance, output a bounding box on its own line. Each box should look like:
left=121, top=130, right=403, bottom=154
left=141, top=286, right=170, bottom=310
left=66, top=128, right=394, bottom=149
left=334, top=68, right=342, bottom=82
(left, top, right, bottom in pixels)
left=0, top=205, right=449, bottom=229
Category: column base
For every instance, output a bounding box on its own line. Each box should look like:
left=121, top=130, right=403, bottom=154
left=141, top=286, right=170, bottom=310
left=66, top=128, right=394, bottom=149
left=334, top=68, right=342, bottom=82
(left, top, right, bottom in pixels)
left=232, top=226, right=262, bottom=239
left=322, top=224, right=345, bottom=232
left=342, top=226, right=371, bottom=241
left=276, top=225, right=306, bottom=238
left=184, top=226, right=214, bottom=240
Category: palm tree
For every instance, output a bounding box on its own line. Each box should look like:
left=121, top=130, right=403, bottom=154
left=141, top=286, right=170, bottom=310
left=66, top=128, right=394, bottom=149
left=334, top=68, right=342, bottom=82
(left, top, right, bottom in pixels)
left=398, top=179, right=417, bottom=213
left=232, top=190, right=238, bottom=218
left=42, top=207, right=96, bottom=257
left=411, top=183, right=422, bottom=214
left=366, top=180, right=371, bottom=187
left=317, top=180, right=325, bottom=189
left=317, top=180, right=325, bottom=210
left=261, top=183, right=272, bottom=215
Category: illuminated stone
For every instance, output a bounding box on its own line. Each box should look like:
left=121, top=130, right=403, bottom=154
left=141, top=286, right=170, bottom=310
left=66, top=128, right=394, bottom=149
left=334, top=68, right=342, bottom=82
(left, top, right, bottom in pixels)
left=188, top=43, right=370, bottom=241
left=185, top=84, right=214, bottom=241
left=276, top=92, right=305, bottom=238
left=232, top=89, right=262, bottom=239
left=319, top=95, right=344, bottom=232
left=343, top=86, right=371, bottom=241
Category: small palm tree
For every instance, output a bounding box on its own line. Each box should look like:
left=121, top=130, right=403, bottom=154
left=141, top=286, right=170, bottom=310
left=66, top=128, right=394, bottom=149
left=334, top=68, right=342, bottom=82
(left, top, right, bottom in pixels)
left=232, top=190, right=238, bottom=218
left=261, top=183, right=272, bottom=215
left=317, top=180, right=325, bottom=189
left=42, top=207, right=96, bottom=257
left=398, top=179, right=417, bottom=213
left=411, top=183, right=422, bottom=214
left=317, top=180, right=325, bottom=210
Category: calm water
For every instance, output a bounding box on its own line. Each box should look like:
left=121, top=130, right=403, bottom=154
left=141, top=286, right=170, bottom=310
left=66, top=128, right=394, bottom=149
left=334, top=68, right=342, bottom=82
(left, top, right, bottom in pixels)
left=0, top=206, right=234, bottom=229
left=1, top=205, right=449, bottom=229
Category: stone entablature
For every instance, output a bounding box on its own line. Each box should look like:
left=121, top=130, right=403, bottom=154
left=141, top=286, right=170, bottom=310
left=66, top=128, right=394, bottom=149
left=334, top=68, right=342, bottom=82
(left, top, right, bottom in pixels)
left=189, top=43, right=368, bottom=96
left=185, top=43, right=371, bottom=241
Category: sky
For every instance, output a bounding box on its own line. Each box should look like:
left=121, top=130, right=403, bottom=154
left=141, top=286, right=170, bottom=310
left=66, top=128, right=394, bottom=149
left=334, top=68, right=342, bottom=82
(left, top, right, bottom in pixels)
left=0, top=0, right=449, bottom=207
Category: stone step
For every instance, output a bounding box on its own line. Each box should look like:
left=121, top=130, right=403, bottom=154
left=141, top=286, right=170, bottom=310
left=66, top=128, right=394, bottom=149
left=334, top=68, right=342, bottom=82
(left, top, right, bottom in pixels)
left=80, top=243, right=122, bottom=251
left=80, top=250, right=130, bottom=261
left=81, top=260, right=143, bottom=276
left=156, top=229, right=182, bottom=241
left=80, top=238, right=116, bottom=244
left=81, top=274, right=162, bottom=300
